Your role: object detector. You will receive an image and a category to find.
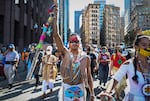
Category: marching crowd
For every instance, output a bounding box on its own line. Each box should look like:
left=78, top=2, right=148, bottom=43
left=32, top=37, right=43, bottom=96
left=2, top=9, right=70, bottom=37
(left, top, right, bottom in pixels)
left=0, top=2, right=150, bottom=101
left=0, top=33, right=150, bottom=101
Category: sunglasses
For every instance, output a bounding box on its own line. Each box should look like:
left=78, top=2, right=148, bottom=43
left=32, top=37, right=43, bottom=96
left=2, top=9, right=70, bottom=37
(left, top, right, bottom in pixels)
left=70, top=41, right=79, bottom=43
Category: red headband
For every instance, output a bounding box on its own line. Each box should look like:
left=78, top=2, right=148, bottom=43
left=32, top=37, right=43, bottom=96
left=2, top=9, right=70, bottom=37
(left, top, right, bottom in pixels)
left=69, top=36, right=79, bottom=42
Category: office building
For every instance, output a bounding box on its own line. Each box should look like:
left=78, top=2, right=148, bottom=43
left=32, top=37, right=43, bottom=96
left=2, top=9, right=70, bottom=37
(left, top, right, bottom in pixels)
left=0, top=0, right=53, bottom=51
left=103, top=5, right=121, bottom=47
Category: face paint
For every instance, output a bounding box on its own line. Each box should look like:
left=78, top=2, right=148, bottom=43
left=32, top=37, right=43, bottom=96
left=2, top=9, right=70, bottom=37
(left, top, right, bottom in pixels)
left=139, top=48, right=150, bottom=57
left=69, top=36, right=79, bottom=43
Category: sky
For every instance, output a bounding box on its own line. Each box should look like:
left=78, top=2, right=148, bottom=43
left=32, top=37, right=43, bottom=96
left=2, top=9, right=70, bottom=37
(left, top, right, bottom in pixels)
left=69, top=0, right=124, bottom=32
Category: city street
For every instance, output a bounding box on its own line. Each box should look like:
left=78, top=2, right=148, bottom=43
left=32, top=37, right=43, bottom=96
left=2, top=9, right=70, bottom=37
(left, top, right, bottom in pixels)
left=0, top=62, right=103, bottom=101
left=0, top=0, right=149, bottom=101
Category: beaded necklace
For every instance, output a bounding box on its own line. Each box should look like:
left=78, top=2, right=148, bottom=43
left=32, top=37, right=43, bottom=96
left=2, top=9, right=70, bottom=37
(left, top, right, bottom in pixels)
left=69, top=53, right=82, bottom=83
left=138, top=58, right=150, bottom=98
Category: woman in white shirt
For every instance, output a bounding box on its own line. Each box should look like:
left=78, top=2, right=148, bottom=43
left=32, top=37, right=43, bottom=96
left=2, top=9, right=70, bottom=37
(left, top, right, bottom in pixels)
left=98, top=34, right=150, bottom=101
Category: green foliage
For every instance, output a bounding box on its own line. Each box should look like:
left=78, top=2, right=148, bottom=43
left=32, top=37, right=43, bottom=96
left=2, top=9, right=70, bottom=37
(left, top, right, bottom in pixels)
left=125, top=29, right=150, bottom=46
left=124, top=30, right=136, bottom=46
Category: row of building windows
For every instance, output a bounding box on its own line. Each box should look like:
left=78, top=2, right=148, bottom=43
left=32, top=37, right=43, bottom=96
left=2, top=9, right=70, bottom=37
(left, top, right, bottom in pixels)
left=90, top=5, right=100, bottom=9
left=91, top=23, right=98, bottom=26
left=91, top=19, right=98, bottom=21
left=90, top=27, right=99, bottom=30
left=91, top=15, right=98, bottom=17
left=91, top=10, right=99, bottom=13
left=138, top=11, right=150, bottom=15
left=138, top=7, right=150, bottom=12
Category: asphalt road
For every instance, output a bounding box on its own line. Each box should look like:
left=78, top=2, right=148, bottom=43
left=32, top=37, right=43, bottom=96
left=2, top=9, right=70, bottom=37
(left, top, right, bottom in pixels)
left=0, top=63, right=104, bottom=101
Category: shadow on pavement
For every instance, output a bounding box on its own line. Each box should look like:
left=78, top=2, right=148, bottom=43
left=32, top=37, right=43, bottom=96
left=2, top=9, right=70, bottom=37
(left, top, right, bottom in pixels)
left=28, top=89, right=59, bottom=101
left=0, top=81, right=35, bottom=100
left=54, top=81, right=61, bottom=87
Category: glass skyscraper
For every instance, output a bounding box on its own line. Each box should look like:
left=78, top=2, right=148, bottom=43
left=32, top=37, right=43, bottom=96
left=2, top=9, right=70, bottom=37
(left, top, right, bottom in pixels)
left=58, top=0, right=69, bottom=47
left=94, top=0, right=106, bottom=30
left=74, top=11, right=82, bottom=34
left=124, top=0, right=131, bottom=29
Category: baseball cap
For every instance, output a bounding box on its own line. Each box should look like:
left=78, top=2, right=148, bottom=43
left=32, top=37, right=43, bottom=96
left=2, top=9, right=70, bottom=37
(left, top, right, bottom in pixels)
left=9, top=44, right=15, bottom=49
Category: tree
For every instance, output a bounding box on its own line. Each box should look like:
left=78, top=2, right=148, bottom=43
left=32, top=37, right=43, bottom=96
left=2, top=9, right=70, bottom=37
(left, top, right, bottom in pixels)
left=124, top=30, right=136, bottom=47
left=125, top=29, right=150, bottom=47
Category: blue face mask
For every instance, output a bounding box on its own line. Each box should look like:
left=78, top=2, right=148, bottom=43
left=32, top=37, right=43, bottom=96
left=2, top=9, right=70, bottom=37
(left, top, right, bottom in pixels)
left=102, top=49, right=106, bottom=53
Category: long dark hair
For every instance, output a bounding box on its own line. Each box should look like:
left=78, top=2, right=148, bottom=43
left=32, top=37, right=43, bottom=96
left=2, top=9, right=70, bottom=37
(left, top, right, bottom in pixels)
left=132, top=34, right=149, bottom=84
left=132, top=54, right=138, bottom=84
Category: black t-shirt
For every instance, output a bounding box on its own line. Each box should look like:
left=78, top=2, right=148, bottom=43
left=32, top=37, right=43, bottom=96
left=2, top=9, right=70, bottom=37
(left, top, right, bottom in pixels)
left=28, top=52, right=35, bottom=62
left=88, top=53, right=97, bottom=68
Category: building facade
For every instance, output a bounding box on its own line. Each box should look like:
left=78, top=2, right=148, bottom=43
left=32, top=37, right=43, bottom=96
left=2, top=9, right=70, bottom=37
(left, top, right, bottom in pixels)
left=120, top=17, right=125, bottom=42
left=80, top=8, right=86, bottom=47
left=58, top=0, right=70, bottom=47
left=125, top=0, right=150, bottom=34
left=103, top=5, right=121, bottom=47
left=130, top=0, right=150, bottom=31
left=83, top=4, right=100, bottom=47
left=124, top=0, right=131, bottom=35
left=94, top=0, right=106, bottom=30
left=0, top=0, right=53, bottom=51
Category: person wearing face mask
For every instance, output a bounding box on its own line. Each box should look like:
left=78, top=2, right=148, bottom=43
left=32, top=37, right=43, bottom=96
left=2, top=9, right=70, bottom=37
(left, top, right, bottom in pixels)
left=41, top=45, right=58, bottom=99
left=98, top=34, right=150, bottom=101
left=108, top=46, right=127, bottom=100
left=86, top=44, right=98, bottom=79
left=98, top=46, right=110, bottom=87
left=3, top=44, right=19, bottom=89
